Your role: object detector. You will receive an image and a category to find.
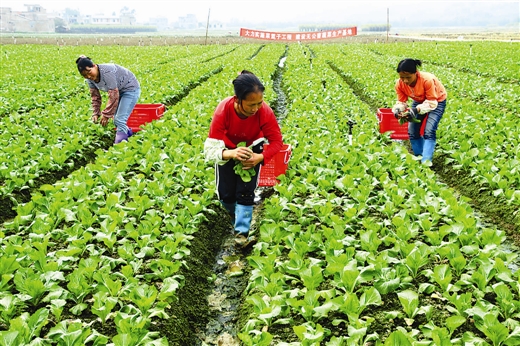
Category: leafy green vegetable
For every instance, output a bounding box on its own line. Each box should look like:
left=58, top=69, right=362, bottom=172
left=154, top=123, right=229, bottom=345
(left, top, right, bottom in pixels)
left=233, top=142, right=257, bottom=182
left=13, top=268, right=48, bottom=306
left=91, top=291, right=118, bottom=323
left=397, top=290, right=420, bottom=320
left=398, top=111, right=422, bottom=125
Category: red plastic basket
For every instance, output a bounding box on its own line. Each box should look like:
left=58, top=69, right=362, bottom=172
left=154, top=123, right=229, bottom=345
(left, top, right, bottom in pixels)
left=127, top=104, right=165, bottom=132
left=258, top=143, right=292, bottom=187
left=377, top=108, right=427, bottom=140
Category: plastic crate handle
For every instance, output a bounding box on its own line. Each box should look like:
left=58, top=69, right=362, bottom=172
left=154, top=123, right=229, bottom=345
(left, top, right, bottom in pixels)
left=283, top=144, right=292, bottom=165
left=156, top=104, right=164, bottom=116
left=377, top=109, right=391, bottom=123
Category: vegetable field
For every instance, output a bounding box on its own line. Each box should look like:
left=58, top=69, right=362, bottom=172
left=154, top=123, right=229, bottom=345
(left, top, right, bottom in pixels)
left=1, top=40, right=519, bottom=345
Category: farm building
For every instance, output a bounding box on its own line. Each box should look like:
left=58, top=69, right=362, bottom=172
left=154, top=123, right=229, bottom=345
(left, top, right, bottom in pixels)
left=86, top=12, right=137, bottom=26
left=0, top=4, right=54, bottom=33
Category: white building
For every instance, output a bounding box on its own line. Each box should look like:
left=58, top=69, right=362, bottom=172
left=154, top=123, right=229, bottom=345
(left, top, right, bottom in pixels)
left=89, top=14, right=120, bottom=25
left=85, top=12, right=136, bottom=25
left=149, top=16, right=169, bottom=31
left=175, top=14, right=199, bottom=29
left=0, top=4, right=55, bottom=33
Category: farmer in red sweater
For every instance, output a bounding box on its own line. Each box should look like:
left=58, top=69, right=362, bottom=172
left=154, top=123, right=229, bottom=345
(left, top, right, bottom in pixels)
left=392, top=59, right=447, bottom=163
left=204, top=70, right=283, bottom=245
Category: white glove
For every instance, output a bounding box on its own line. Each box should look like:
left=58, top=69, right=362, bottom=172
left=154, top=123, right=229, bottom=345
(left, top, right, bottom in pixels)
left=392, top=103, right=407, bottom=118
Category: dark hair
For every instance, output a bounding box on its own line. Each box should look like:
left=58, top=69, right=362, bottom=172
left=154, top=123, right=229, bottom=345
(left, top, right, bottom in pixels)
left=76, top=55, right=94, bottom=73
left=396, top=59, right=422, bottom=73
left=232, top=70, right=265, bottom=101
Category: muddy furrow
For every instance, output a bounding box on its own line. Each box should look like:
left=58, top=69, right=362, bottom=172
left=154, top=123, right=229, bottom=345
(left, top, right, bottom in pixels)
left=196, top=50, right=290, bottom=345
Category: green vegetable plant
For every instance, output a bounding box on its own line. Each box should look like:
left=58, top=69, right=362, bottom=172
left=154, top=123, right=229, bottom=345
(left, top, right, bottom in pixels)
left=127, top=284, right=169, bottom=319
left=397, top=290, right=423, bottom=326
left=373, top=267, right=402, bottom=295
left=48, top=298, right=67, bottom=323
left=286, top=290, right=324, bottom=323
left=112, top=305, right=168, bottom=345
left=420, top=315, right=467, bottom=343
left=475, top=313, right=520, bottom=346
left=0, top=308, right=49, bottom=346
left=233, top=142, right=256, bottom=182
left=468, top=259, right=496, bottom=293
left=293, top=323, right=329, bottom=345
left=110, top=331, right=168, bottom=346
left=425, top=264, right=454, bottom=292
left=444, top=292, right=473, bottom=317
left=0, top=294, right=23, bottom=325
left=245, top=294, right=283, bottom=327
left=300, top=265, right=325, bottom=291
left=91, top=291, right=119, bottom=323
left=398, top=110, right=422, bottom=125
left=238, top=330, right=273, bottom=346
left=13, top=268, right=54, bottom=307
left=46, top=320, right=93, bottom=346
left=404, top=244, right=432, bottom=279
left=493, top=283, right=520, bottom=323
left=331, top=287, right=382, bottom=325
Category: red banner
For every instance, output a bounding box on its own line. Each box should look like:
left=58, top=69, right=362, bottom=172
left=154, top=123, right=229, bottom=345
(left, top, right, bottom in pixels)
left=240, top=27, right=357, bottom=41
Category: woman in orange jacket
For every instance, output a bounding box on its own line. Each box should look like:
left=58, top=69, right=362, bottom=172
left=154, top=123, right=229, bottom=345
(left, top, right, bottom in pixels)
left=392, top=59, right=447, bottom=163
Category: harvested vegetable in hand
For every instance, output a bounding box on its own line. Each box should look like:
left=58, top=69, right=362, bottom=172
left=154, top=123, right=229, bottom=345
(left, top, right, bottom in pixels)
left=233, top=142, right=256, bottom=182
left=234, top=163, right=256, bottom=182
left=399, top=111, right=422, bottom=125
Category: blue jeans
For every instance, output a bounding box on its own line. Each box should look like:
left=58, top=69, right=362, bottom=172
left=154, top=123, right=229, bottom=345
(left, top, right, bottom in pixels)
left=114, top=88, right=141, bottom=133
left=408, top=100, right=446, bottom=140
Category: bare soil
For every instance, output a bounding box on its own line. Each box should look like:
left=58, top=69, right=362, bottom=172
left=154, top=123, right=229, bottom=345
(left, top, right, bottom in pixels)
left=1, top=29, right=518, bottom=47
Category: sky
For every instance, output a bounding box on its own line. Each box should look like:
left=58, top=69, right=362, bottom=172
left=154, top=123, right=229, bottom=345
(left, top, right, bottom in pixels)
left=2, top=0, right=518, bottom=27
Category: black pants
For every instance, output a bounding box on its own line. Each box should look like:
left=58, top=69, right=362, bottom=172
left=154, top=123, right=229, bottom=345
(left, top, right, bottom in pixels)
left=217, top=141, right=264, bottom=206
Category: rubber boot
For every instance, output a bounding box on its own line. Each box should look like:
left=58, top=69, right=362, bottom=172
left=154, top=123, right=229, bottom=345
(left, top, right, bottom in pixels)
left=234, top=204, right=253, bottom=235
left=421, top=139, right=436, bottom=163
left=410, top=138, right=424, bottom=156
left=114, top=129, right=133, bottom=144
left=220, top=200, right=235, bottom=224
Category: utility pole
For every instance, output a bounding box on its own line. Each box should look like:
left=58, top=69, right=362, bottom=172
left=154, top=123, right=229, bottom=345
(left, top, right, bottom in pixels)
left=205, top=8, right=210, bottom=45
left=386, top=8, right=389, bottom=43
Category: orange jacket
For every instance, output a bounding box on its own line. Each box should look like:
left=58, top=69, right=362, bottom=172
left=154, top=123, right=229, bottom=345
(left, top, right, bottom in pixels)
left=395, top=71, right=447, bottom=113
